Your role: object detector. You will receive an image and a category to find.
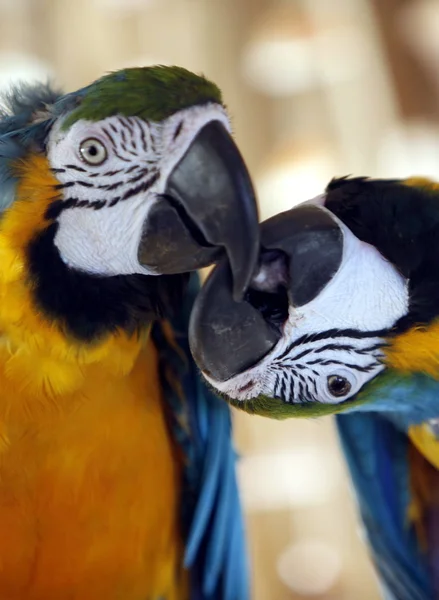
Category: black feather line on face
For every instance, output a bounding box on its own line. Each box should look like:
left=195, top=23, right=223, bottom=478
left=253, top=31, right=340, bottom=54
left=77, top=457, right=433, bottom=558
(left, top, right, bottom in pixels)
left=326, top=177, right=439, bottom=332
left=26, top=223, right=189, bottom=342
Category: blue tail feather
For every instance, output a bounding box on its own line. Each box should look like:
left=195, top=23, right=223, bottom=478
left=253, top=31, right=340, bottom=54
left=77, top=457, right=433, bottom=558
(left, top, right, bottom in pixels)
left=152, top=273, right=249, bottom=600
left=336, top=412, right=432, bottom=600
left=184, top=409, right=226, bottom=568
left=203, top=431, right=234, bottom=595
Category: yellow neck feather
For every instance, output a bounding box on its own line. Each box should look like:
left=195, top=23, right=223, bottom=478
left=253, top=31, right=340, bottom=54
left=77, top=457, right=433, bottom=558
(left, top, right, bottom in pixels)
left=384, top=323, right=439, bottom=377
left=0, top=153, right=144, bottom=401
left=403, top=177, right=439, bottom=193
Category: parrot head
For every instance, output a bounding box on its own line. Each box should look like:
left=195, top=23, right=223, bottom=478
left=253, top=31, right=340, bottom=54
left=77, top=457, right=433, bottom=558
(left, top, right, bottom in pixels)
left=190, top=176, right=439, bottom=421
left=0, top=65, right=259, bottom=341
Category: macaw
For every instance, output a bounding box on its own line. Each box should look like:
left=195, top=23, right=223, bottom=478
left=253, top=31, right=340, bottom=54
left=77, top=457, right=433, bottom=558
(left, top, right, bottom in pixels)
left=0, top=65, right=259, bottom=600
left=190, top=176, right=439, bottom=600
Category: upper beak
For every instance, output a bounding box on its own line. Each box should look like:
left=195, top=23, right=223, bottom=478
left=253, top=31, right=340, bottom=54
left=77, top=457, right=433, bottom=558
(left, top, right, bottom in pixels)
left=189, top=204, right=344, bottom=382
left=138, top=120, right=260, bottom=300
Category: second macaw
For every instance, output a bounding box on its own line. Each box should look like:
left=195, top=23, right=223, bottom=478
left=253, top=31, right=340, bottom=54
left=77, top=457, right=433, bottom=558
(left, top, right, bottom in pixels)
left=191, top=176, right=439, bottom=600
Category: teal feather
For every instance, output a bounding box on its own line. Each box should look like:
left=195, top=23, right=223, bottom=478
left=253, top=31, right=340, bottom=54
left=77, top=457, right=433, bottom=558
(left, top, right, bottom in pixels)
left=337, top=412, right=431, bottom=599
left=335, top=372, right=439, bottom=599
left=348, top=369, right=439, bottom=426
left=0, top=81, right=80, bottom=214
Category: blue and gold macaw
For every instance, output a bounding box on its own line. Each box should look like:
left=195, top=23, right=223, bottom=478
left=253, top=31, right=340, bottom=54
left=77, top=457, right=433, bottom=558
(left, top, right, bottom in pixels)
left=0, top=65, right=259, bottom=599
left=190, top=176, right=439, bottom=599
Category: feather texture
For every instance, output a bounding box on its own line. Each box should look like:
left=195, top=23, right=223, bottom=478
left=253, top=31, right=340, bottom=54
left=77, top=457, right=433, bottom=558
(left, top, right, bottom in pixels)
left=0, top=67, right=247, bottom=600
left=62, top=66, right=223, bottom=129
left=337, top=412, right=432, bottom=600
left=0, top=66, right=223, bottom=218
left=152, top=274, right=249, bottom=600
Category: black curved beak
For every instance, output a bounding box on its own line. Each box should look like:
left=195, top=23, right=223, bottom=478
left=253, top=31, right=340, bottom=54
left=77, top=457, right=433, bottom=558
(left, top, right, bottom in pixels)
left=138, top=120, right=260, bottom=300
left=189, top=204, right=344, bottom=382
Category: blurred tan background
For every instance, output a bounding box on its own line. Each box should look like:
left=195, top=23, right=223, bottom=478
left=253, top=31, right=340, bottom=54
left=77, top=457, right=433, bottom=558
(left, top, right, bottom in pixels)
left=1, top=0, right=439, bottom=597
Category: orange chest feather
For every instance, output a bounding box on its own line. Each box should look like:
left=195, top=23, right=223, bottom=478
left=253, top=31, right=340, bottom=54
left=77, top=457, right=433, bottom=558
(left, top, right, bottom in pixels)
left=0, top=152, right=187, bottom=598
left=0, top=340, right=185, bottom=600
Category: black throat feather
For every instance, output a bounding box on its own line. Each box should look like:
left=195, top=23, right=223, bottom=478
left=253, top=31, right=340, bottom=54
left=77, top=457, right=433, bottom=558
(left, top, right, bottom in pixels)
left=26, top=222, right=189, bottom=342
left=326, top=177, right=439, bottom=333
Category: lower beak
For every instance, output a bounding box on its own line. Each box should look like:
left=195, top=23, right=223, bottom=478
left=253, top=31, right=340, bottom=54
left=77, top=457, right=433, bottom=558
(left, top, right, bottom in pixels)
left=138, top=120, right=259, bottom=300
left=189, top=204, right=343, bottom=382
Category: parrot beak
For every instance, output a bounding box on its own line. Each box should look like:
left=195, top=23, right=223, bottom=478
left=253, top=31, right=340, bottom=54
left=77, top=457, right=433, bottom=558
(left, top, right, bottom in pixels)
left=189, top=204, right=344, bottom=382
left=138, top=120, right=260, bottom=300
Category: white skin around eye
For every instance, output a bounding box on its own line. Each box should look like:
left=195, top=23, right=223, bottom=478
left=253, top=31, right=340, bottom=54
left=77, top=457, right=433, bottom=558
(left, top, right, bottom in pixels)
left=47, top=104, right=231, bottom=277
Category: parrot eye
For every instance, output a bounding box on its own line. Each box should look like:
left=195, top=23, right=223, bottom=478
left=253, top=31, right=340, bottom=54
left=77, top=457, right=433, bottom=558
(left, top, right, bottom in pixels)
left=79, top=138, right=108, bottom=165
left=327, top=375, right=351, bottom=398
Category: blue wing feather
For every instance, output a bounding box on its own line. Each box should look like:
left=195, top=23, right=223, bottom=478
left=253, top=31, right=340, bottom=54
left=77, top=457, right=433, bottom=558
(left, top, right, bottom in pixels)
left=202, top=436, right=234, bottom=596
left=151, top=273, right=249, bottom=600
left=336, top=412, right=432, bottom=600
left=184, top=409, right=226, bottom=568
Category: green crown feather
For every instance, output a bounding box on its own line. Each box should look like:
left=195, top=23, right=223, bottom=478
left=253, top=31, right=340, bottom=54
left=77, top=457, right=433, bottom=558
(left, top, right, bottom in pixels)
left=62, top=66, right=223, bottom=130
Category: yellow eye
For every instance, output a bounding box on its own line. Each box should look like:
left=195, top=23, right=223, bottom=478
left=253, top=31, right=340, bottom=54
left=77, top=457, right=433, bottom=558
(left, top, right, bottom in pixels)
left=79, top=138, right=107, bottom=165
left=327, top=375, right=351, bottom=398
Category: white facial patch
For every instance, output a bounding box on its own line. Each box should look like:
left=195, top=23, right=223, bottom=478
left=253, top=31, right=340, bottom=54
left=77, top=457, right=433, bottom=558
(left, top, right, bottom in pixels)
left=291, top=209, right=409, bottom=334
left=47, top=104, right=230, bottom=276
left=205, top=206, right=409, bottom=405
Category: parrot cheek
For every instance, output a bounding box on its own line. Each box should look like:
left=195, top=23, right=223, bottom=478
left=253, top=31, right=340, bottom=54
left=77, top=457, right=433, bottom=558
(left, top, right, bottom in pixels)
left=53, top=196, right=152, bottom=276
left=202, top=353, right=276, bottom=403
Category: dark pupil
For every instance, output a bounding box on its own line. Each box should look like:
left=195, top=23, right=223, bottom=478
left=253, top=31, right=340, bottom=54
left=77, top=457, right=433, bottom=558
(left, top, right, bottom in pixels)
left=328, top=375, right=349, bottom=397
left=88, top=145, right=98, bottom=156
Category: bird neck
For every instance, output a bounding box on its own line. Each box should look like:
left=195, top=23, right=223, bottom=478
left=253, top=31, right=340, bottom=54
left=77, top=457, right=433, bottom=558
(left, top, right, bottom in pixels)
left=0, top=258, right=145, bottom=401
left=0, top=153, right=146, bottom=399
